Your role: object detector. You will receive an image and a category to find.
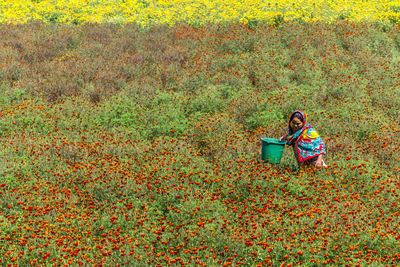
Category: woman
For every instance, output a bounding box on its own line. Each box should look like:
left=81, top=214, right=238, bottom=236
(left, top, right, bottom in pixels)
left=279, top=110, right=327, bottom=169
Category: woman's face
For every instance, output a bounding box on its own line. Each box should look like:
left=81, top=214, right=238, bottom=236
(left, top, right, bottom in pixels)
left=291, top=117, right=303, bottom=132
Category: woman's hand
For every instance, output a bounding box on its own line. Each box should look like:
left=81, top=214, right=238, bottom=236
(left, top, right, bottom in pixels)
left=315, top=155, right=327, bottom=169
left=315, top=159, right=323, bottom=169
left=279, top=135, right=287, bottom=142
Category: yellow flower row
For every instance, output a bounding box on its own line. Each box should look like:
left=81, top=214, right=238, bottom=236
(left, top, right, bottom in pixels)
left=0, top=0, right=399, bottom=25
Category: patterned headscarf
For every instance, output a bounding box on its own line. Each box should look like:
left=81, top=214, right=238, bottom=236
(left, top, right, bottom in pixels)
left=288, top=110, right=307, bottom=135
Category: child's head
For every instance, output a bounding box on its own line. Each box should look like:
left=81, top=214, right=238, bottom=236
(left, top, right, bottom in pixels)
left=289, top=111, right=306, bottom=132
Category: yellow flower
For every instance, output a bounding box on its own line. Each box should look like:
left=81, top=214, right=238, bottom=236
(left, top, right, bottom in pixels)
left=0, top=0, right=399, bottom=26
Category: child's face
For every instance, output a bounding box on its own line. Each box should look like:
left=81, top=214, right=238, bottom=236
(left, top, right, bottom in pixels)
left=291, top=117, right=303, bottom=132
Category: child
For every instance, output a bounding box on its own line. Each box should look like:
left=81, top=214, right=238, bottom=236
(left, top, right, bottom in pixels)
left=279, top=110, right=327, bottom=169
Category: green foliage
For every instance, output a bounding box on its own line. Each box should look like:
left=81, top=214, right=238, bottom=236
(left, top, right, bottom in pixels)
left=0, top=21, right=400, bottom=266
left=246, top=107, right=283, bottom=130
left=189, top=86, right=225, bottom=114
left=143, top=93, right=190, bottom=138
left=95, top=95, right=142, bottom=129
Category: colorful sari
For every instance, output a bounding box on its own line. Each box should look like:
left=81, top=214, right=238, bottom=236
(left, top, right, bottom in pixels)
left=285, top=110, right=326, bottom=163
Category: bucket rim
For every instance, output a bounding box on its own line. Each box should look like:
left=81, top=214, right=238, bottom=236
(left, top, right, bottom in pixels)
left=261, top=137, right=286, bottom=145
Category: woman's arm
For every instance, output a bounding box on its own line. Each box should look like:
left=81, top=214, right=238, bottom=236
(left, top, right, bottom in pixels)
left=279, top=134, right=287, bottom=142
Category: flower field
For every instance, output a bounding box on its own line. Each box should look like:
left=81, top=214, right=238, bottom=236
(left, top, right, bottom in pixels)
left=0, top=0, right=400, bottom=26
left=1, top=5, right=400, bottom=266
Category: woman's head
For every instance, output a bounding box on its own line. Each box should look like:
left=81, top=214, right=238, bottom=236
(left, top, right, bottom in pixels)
left=289, top=111, right=307, bottom=133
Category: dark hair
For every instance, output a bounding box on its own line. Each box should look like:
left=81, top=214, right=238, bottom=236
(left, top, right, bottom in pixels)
left=292, top=112, right=304, bottom=122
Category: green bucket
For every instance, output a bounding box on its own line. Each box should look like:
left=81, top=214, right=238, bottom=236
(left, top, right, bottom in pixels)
left=261, top=138, right=286, bottom=163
